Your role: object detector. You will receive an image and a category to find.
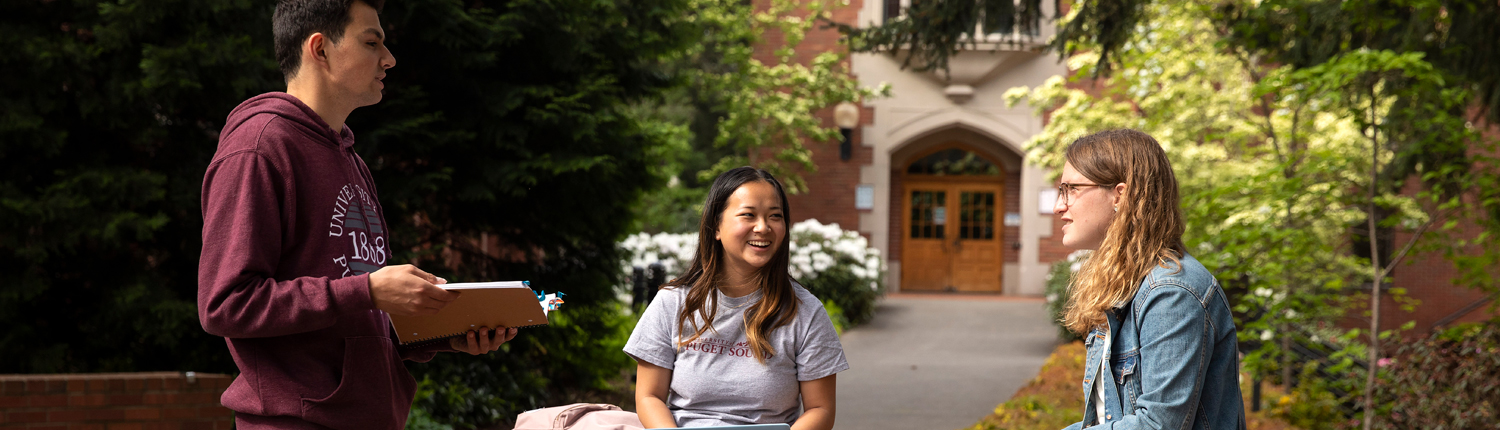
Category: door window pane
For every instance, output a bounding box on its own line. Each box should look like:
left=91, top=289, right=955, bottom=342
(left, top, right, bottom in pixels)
left=959, top=191, right=995, bottom=240
left=910, top=191, right=946, bottom=239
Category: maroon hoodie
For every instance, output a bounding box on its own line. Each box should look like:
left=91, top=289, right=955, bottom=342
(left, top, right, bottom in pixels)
left=200, top=92, right=447, bottom=429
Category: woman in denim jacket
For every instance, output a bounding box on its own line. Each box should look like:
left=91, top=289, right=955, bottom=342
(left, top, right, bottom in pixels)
left=1052, top=129, right=1246, bottom=430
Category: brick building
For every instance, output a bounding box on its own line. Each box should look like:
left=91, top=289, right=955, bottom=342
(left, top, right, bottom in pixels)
left=774, top=0, right=1068, bottom=296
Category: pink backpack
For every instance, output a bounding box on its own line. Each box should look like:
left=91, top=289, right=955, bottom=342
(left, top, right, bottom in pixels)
left=512, top=403, right=645, bottom=430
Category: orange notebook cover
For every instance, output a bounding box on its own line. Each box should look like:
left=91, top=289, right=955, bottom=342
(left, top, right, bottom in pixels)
left=389, top=281, right=549, bottom=346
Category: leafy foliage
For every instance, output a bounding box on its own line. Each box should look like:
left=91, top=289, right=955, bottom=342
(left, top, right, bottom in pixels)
left=1374, top=322, right=1500, bottom=429
left=1267, top=363, right=1360, bottom=429
left=1215, top=0, right=1500, bottom=125
left=1051, top=0, right=1151, bottom=78
left=0, top=0, right=281, bottom=374
left=627, top=0, right=882, bottom=232
left=1042, top=251, right=1087, bottom=341
left=672, top=0, right=880, bottom=194
left=832, top=0, right=1047, bottom=74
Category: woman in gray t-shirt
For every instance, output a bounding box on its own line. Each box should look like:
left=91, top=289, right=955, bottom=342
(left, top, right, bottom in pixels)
left=623, top=167, right=848, bottom=429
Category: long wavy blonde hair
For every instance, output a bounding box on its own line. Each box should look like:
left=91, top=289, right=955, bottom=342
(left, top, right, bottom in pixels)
left=1061, top=129, right=1186, bottom=334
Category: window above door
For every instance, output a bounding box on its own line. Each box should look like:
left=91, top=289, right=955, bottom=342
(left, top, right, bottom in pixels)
left=906, top=148, right=1002, bottom=177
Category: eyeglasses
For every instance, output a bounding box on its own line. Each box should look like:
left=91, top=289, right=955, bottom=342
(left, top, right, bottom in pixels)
left=1056, top=182, right=1111, bottom=207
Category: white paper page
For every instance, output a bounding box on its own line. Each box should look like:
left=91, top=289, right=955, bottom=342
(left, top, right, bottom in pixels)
left=440, top=281, right=529, bottom=290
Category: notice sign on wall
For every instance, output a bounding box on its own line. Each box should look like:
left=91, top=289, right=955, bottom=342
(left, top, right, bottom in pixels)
left=933, top=207, right=946, bottom=224
left=1004, top=212, right=1021, bottom=227
left=1038, top=188, right=1058, bottom=215
left=856, top=184, right=874, bottom=210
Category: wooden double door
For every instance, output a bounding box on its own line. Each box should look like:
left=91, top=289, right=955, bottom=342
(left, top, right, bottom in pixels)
left=900, top=181, right=1004, bottom=292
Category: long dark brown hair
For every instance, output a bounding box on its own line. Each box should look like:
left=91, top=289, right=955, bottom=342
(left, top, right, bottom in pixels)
left=663, top=166, right=799, bottom=363
left=1061, top=129, right=1187, bottom=334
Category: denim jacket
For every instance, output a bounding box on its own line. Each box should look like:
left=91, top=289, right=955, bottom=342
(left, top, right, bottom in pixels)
left=1063, top=253, right=1246, bottom=430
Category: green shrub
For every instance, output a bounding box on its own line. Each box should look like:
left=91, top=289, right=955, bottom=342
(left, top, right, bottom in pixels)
left=1268, top=363, right=1355, bottom=429
left=1043, top=251, right=1089, bottom=341
left=1374, top=321, right=1500, bottom=429
left=822, top=300, right=848, bottom=335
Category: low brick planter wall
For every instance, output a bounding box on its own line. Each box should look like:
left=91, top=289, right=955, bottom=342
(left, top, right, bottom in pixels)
left=0, top=372, right=234, bottom=429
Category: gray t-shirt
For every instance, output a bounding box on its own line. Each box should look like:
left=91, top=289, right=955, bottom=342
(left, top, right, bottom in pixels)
left=623, top=282, right=849, bottom=427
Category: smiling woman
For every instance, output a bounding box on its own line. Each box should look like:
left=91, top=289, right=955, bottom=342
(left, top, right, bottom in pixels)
left=624, top=167, right=849, bottom=430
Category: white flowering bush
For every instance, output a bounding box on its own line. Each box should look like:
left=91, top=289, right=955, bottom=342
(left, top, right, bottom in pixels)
left=618, top=231, right=698, bottom=277
left=615, top=231, right=697, bottom=305
left=788, top=219, right=886, bottom=327
left=617, top=219, right=887, bottom=328
left=1042, top=250, right=1090, bottom=341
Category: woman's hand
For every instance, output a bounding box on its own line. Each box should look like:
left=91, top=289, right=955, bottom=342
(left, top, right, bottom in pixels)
left=635, top=360, right=677, bottom=428
left=791, top=374, right=836, bottom=430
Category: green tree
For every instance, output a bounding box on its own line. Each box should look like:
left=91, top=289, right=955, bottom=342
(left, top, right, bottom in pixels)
left=700, top=0, right=880, bottom=194
left=631, top=0, right=885, bottom=233
left=1277, top=47, right=1477, bottom=430
left=1, top=0, right=281, bottom=374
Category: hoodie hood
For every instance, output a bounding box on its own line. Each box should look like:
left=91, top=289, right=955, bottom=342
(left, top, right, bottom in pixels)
left=222, top=92, right=355, bottom=150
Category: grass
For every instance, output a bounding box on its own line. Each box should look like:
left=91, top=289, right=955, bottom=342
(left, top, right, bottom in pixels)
left=965, top=341, right=1299, bottom=430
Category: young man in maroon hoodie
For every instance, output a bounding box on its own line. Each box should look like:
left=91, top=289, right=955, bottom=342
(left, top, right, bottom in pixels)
left=199, top=1, right=517, bottom=428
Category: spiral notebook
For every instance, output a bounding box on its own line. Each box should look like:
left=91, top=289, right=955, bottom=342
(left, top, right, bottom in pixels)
left=388, top=281, right=549, bottom=346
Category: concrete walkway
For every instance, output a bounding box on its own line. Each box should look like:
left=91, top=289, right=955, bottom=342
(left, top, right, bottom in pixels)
left=836, top=294, right=1059, bottom=430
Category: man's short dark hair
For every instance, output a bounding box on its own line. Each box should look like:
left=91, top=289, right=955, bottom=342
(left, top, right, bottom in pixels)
left=273, top=0, right=385, bottom=81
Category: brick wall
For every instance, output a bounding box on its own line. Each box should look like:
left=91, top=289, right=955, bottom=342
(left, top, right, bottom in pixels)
left=785, top=105, right=871, bottom=233
left=888, top=169, right=904, bottom=259
left=1037, top=202, right=1071, bottom=265
left=1333, top=192, right=1496, bottom=336
left=1347, top=119, right=1500, bottom=335
left=0, top=372, right=234, bottom=429
left=751, top=0, right=857, bottom=66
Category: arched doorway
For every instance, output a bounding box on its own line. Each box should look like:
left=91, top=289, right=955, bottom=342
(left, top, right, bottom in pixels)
left=900, top=145, right=1005, bottom=292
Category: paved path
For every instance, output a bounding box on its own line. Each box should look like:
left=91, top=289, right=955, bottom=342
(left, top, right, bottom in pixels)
left=836, top=294, right=1059, bottom=430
